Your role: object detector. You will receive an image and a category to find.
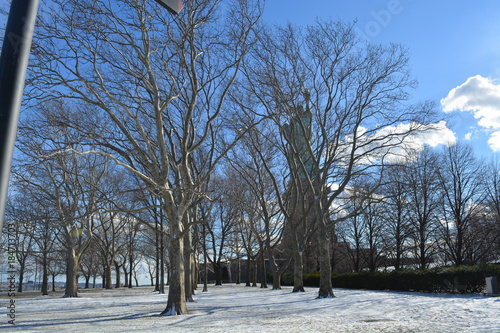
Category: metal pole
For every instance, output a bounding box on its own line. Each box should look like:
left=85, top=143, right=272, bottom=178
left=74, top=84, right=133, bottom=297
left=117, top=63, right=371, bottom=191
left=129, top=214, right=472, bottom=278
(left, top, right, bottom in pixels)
left=0, top=0, right=40, bottom=230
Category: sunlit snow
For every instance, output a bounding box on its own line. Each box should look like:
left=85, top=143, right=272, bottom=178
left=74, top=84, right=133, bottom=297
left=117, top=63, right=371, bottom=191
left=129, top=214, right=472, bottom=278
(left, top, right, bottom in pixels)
left=3, top=284, right=500, bottom=332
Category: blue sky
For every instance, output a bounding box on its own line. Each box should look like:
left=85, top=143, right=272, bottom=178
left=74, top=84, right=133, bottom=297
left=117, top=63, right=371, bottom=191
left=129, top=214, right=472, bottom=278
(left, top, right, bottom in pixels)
left=263, top=1, right=500, bottom=157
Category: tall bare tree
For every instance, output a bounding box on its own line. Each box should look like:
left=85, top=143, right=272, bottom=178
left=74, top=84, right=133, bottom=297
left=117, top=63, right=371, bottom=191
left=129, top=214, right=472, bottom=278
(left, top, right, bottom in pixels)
left=29, top=0, right=262, bottom=314
left=26, top=193, right=60, bottom=295
left=227, top=124, right=289, bottom=289
left=4, top=197, right=36, bottom=292
left=379, top=165, right=412, bottom=270
left=240, top=20, right=440, bottom=298
left=484, top=159, right=500, bottom=261
left=79, top=239, right=102, bottom=288
left=202, top=170, right=242, bottom=286
left=93, top=210, right=127, bottom=289
left=438, top=143, right=487, bottom=265
left=406, top=149, right=442, bottom=269
left=15, top=101, right=108, bottom=297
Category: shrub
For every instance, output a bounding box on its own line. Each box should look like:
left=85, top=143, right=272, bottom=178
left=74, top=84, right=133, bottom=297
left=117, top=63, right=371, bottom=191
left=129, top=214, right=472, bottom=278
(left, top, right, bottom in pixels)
left=282, top=264, right=500, bottom=294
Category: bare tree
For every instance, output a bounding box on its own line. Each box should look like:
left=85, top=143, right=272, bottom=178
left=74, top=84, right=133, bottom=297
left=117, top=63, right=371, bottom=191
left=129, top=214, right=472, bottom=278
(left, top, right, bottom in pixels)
left=48, top=251, right=66, bottom=291
left=30, top=198, right=60, bottom=295
left=237, top=210, right=260, bottom=287
left=123, top=216, right=142, bottom=288
left=227, top=125, right=290, bottom=289
left=363, top=201, right=385, bottom=271
left=197, top=199, right=214, bottom=291
left=379, top=165, right=412, bottom=270
left=15, top=102, right=109, bottom=297
left=438, top=143, right=487, bottom=265
left=203, top=172, right=241, bottom=286
left=406, top=149, right=442, bottom=269
left=29, top=0, right=262, bottom=314
left=4, top=197, right=36, bottom=292
left=335, top=183, right=382, bottom=272
left=241, top=19, right=440, bottom=298
left=484, top=159, right=500, bottom=261
left=4, top=186, right=60, bottom=295
left=134, top=219, right=163, bottom=288
left=79, top=239, right=102, bottom=288
left=93, top=210, right=127, bottom=289
left=337, top=213, right=363, bottom=272
left=134, top=193, right=167, bottom=293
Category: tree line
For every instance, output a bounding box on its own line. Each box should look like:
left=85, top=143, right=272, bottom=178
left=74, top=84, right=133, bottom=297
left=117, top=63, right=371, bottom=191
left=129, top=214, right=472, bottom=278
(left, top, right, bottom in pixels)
left=1, top=0, right=499, bottom=316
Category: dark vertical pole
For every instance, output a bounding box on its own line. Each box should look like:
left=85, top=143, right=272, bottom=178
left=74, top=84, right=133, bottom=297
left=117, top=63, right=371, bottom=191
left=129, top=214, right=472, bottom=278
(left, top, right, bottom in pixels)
left=155, top=205, right=160, bottom=291
left=0, top=0, right=40, bottom=230
left=160, top=207, right=165, bottom=294
left=202, top=223, right=208, bottom=292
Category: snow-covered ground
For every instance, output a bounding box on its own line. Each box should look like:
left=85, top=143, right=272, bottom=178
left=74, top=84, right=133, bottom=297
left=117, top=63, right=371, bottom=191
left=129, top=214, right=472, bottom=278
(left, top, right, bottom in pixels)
left=2, top=284, right=500, bottom=332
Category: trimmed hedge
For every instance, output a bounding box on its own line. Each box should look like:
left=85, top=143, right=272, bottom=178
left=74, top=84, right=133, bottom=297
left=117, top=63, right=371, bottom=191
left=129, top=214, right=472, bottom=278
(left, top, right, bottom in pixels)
left=282, top=264, right=500, bottom=293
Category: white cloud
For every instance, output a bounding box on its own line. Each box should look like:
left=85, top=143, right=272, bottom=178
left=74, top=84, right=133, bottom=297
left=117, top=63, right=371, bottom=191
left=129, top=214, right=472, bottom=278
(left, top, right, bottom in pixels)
left=488, top=131, right=500, bottom=152
left=380, top=121, right=456, bottom=162
left=344, top=121, right=456, bottom=164
left=441, top=75, right=500, bottom=150
left=407, top=121, right=456, bottom=148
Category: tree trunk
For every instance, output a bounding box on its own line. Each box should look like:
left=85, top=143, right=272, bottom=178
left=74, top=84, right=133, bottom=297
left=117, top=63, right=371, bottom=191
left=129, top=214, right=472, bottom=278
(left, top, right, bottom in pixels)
left=354, top=244, right=361, bottom=272
left=245, top=257, right=251, bottom=286
left=318, top=219, right=334, bottom=298
left=272, top=272, right=282, bottom=290
left=252, top=260, right=258, bottom=287
left=105, top=264, right=113, bottom=289
left=292, top=250, right=304, bottom=292
left=266, top=231, right=290, bottom=290
left=419, top=227, right=426, bottom=269
left=456, top=227, right=463, bottom=266
left=184, top=225, right=194, bottom=301
left=395, top=214, right=403, bottom=270
left=236, top=256, right=241, bottom=285
left=123, top=265, right=128, bottom=288
left=259, top=247, right=268, bottom=288
left=226, top=261, right=232, bottom=283
left=395, top=234, right=402, bottom=270
left=160, top=232, right=166, bottom=294
left=213, top=262, right=222, bottom=286
left=64, top=250, right=79, bottom=297
left=134, top=273, right=139, bottom=287
left=17, top=263, right=25, bottom=293
left=114, top=262, right=121, bottom=288
left=202, top=223, right=209, bottom=292
left=128, top=252, right=134, bottom=288
left=267, top=250, right=290, bottom=290
left=41, top=253, right=48, bottom=295
left=203, top=262, right=208, bottom=292
left=192, top=257, right=198, bottom=291
left=129, top=223, right=137, bottom=289
left=155, top=210, right=161, bottom=292
left=161, top=219, right=188, bottom=315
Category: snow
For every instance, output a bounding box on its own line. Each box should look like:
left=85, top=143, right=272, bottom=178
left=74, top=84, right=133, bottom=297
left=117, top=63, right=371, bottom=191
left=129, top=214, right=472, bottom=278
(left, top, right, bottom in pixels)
left=3, top=284, right=500, bottom=332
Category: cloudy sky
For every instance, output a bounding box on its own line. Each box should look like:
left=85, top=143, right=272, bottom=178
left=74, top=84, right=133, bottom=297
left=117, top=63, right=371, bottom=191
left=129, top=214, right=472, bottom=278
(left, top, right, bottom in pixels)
left=263, top=1, right=500, bottom=156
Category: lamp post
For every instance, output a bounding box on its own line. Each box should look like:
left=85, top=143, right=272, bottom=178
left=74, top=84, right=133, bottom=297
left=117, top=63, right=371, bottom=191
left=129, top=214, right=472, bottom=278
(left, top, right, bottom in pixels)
left=0, top=0, right=40, bottom=231
left=154, top=0, right=183, bottom=15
